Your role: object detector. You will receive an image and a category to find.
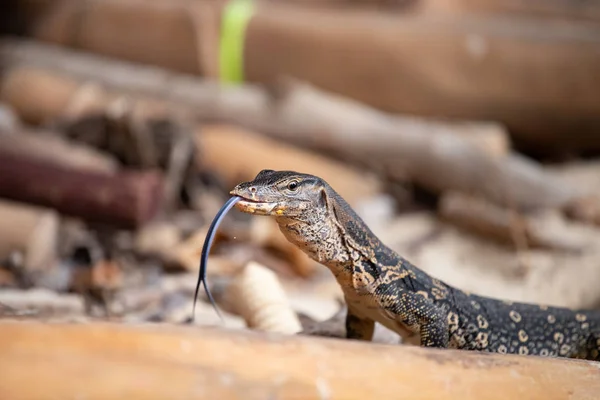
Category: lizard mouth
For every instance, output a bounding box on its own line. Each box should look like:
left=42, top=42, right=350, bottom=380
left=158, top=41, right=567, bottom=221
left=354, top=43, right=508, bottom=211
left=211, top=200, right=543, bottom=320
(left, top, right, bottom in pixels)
left=230, top=195, right=283, bottom=216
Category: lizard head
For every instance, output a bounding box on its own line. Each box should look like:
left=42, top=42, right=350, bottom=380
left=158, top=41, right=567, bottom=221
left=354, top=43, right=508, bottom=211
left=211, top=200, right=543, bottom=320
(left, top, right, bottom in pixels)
left=230, top=169, right=380, bottom=268
left=229, top=169, right=327, bottom=219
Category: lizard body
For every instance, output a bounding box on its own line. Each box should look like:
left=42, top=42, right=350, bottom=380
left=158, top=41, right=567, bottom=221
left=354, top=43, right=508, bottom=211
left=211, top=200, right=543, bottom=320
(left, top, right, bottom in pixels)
left=230, top=170, right=600, bottom=360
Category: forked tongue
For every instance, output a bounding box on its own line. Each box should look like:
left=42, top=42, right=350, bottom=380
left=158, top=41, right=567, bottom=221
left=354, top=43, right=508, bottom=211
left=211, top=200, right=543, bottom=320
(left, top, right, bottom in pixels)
left=191, top=195, right=241, bottom=323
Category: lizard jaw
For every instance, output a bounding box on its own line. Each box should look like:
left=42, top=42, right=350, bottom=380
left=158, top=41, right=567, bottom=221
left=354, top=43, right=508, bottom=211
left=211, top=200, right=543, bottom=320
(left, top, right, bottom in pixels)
left=234, top=198, right=282, bottom=215
left=229, top=186, right=287, bottom=216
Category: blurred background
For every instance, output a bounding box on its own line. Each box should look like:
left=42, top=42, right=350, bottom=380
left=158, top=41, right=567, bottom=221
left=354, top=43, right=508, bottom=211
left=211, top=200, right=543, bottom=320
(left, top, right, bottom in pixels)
left=0, top=0, right=599, bottom=345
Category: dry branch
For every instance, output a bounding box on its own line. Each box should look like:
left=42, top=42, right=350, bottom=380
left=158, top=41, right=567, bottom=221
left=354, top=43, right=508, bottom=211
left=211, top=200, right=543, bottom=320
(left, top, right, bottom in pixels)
left=0, top=41, right=584, bottom=212
left=0, top=320, right=599, bottom=399
left=0, top=148, right=164, bottom=229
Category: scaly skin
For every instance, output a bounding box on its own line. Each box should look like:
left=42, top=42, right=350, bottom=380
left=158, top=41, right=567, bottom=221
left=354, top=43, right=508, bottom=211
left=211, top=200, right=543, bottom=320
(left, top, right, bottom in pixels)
left=230, top=169, right=600, bottom=360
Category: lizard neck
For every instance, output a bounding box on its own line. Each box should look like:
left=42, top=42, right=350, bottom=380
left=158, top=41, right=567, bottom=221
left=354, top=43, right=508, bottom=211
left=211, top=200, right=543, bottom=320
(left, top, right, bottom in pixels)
left=275, top=213, right=353, bottom=273
left=273, top=185, right=428, bottom=303
left=273, top=184, right=387, bottom=276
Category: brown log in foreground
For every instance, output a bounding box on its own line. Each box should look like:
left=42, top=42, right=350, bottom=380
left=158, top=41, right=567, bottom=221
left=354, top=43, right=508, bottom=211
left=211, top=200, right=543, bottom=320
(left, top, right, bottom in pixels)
left=11, top=0, right=600, bottom=153
left=0, top=148, right=163, bottom=229
left=0, top=42, right=582, bottom=212
left=0, top=321, right=599, bottom=399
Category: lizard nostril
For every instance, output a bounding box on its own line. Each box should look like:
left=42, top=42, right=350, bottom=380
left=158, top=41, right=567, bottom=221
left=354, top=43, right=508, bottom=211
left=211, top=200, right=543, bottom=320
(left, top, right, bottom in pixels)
left=249, top=187, right=257, bottom=193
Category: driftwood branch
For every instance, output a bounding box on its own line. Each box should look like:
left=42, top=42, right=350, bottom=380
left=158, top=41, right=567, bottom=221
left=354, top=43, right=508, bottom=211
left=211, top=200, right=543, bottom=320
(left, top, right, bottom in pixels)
left=0, top=40, right=585, bottom=213
left=0, top=321, right=599, bottom=399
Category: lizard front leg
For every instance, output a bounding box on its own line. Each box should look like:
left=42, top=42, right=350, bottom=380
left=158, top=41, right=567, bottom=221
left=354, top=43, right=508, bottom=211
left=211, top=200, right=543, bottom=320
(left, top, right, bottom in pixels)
left=377, top=285, right=449, bottom=348
left=345, top=306, right=375, bottom=341
left=419, top=310, right=449, bottom=348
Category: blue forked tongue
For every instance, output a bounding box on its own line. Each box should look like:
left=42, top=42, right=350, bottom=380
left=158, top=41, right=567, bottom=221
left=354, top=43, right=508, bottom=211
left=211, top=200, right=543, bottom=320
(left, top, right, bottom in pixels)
left=192, top=195, right=241, bottom=323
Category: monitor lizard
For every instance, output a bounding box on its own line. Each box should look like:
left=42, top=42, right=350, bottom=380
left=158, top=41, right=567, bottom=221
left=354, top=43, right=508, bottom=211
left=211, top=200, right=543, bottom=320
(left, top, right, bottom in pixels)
left=229, top=169, right=600, bottom=361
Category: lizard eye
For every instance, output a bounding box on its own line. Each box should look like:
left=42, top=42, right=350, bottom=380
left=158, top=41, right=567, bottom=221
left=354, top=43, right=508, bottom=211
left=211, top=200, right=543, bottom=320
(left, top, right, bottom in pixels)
left=287, top=181, right=299, bottom=191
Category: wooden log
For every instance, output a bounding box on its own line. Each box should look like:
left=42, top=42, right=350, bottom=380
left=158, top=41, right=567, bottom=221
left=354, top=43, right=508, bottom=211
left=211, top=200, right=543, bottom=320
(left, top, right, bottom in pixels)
left=0, top=320, right=599, bottom=399
left=10, top=1, right=600, bottom=153
left=1, top=44, right=580, bottom=212
left=0, top=199, right=59, bottom=272
left=0, top=129, right=119, bottom=174
left=0, top=148, right=164, bottom=229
